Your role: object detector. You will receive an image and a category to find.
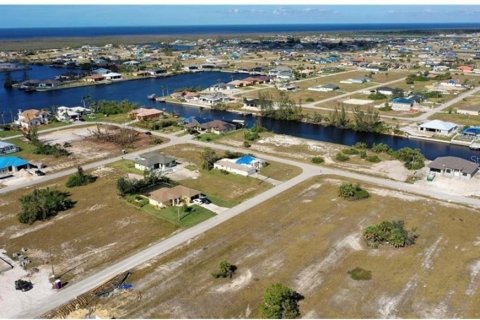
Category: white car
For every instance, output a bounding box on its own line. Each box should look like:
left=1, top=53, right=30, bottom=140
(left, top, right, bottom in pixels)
left=192, top=198, right=204, bottom=205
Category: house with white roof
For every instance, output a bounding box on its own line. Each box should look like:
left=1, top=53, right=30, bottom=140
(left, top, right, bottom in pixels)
left=418, top=120, right=458, bottom=136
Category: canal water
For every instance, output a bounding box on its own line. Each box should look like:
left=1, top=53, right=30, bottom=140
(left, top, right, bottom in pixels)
left=1, top=67, right=479, bottom=162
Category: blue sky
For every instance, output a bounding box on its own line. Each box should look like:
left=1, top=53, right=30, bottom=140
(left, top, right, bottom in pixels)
left=0, top=5, right=480, bottom=28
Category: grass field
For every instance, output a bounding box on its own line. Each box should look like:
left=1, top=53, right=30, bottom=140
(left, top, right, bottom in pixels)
left=85, top=113, right=131, bottom=124
left=96, top=176, right=480, bottom=319
left=0, top=169, right=177, bottom=285
left=142, top=204, right=216, bottom=228
left=430, top=112, right=480, bottom=126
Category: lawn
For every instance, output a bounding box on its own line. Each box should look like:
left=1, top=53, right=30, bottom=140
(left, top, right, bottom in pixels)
left=108, top=159, right=144, bottom=175
left=258, top=161, right=302, bottom=181
left=96, top=176, right=480, bottom=319
left=6, top=136, right=66, bottom=168
left=142, top=204, right=216, bottom=228
left=85, top=113, right=131, bottom=124
left=0, top=121, right=72, bottom=139
left=0, top=170, right=177, bottom=285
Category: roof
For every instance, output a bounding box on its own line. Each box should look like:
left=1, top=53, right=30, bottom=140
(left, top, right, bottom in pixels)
left=428, top=156, right=478, bottom=175
left=148, top=185, right=201, bottom=204
left=419, top=120, right=458, bottom=131
left=0, top=156, right=29, bottom=170
left=134, top=152, right=176, bottom=167
left=129, top=108, right=163, bottom=117
left=199, top=120, right=236, bottom=131
left=20, top=109, right=41, bottom=120
left=377, top=86, right=394, bottom=92
left=215, top=159, right=253, bottom=173
left=392, top=98, right=414, bottom=104
left=0, top=141, right=17, bottom=149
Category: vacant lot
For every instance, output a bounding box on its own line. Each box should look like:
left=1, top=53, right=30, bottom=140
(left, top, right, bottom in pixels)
left=95, top=176, right=480, bottom=318
left=430, top=112, right=480, bottom=127
left=0, top=168, right=177, bottom=286
left=8, top=125, right=160, bottom=172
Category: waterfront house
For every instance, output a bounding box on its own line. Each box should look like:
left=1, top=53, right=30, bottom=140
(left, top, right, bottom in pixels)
left=199, top=92, right=231, bottom=106
left=391, top=97, right=416, bottom=111
left=128, top=108, right=163, bottom=121
left=133, top=151, right=176, bottom=172
left=269, top=66, right=294, bottom=81
left=0, top=156, right=30, bottom=178
left=17, top=109, right=50, bottom=129
left=428, top=156, right=478, bottom=179
left=103, top=72, right=123, bottom=81
left=419, top=120, right=458, bottom=136
left=56, top=106, right=90, bottom=121
left=0, top=141, right=19, bottom=154
left=148, top=185, right=201, bottom=208
left=92, top=68, right=111, bottom=75
left=37, top=80, right=58, bottom=90
left=206, top=83, right=235, bottom=92
left=440, top=79, right=463, bottom=88
left=197, top=120, right=236, bottom=134
left=84, top=74, right=106, bottom=82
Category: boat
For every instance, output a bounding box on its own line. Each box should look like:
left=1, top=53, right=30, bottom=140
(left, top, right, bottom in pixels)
left=147, top=93, right=156, bottom=100
left=469, top=141, right=480, bottom=150
left=154, top=96, right=166, bottom=103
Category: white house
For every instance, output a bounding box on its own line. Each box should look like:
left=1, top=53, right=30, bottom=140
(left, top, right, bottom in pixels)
left=133, top=152, right=176, bottom=172
left=0, top=141, right=19, bottom=154
left=56, top=106, right=90, bottom=121
left=213, top=155, right=265, bottom=176
left=419, top=120, right=458, bottom=136
left=103, top=72, right=123, bottom=81
left=308, top=83, right=339, bottom=92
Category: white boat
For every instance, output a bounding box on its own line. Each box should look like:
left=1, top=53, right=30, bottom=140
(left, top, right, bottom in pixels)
left=155, top=97, right=166, bottom=103
left=147, top=93, right=156, bottom=100
left=470, top=142, right=480, bottom=150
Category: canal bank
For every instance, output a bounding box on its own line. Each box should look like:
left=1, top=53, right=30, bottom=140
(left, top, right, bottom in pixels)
left=1, top=68, right=479, bottom=161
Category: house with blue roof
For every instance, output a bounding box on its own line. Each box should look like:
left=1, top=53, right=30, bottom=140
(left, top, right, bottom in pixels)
left=0, top=156, right=30, bottom=178
left=235, top=155, right=266, bottom=170
left=391, top=97, right=416, bottom=111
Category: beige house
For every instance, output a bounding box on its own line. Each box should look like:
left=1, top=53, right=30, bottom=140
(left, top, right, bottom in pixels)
left=17, top=109, right=50, bottom=129
left=148, top=185, right=201, bottom=208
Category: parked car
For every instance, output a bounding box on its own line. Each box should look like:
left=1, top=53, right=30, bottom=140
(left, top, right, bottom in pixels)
left=15, top=280, right=33, bottom=292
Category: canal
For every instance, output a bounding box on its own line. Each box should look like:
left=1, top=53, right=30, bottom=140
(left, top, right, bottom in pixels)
left=1, top=67, right=479, bottom=161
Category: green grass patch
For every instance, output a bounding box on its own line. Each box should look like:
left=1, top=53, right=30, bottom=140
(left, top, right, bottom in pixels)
left=348, top=267, right=372, bottom=281
left=196, top=133, right=223, bottom=142
left=258, top=162, right=302, bottom=181
left=142, top=204, right=216, bottom=228
left=108, top=160, right=144, bottom=175
left=85, top=113, right=131, bottom=124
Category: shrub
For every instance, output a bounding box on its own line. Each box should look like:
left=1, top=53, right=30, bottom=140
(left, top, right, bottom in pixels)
left=211, top=261, right=237, bottom=279
left=348, top=267, right=372, bottom=281
left=125, top=194, right=149, bottom=207
left=305, top=97, right=315, bottom=103
left=311, top=156, right=325, bottom=164
left=363, top=220, right=417, bottom=248
left=18, top=188, right=75, bottom=224
left=342, top=148, right=359, bottom=155
left=366, top=155, right=381, bottom=163
left=371, top=143, right=391, bottom=153
left=353, top=142, right=368, bottom=149
left=260, top=283, right=303, bottom=319
left=393, top=147, right=425, bottom=170
left=359, top=150, right=367, bottom=159
left=338, top=183, right=370, bottom=200
left=243, top=140, right=251, bottom=148
left=335, top=152, right=350, bottom=162
left=117, top=173, right=172, bottom=196
left=65, top=167, right=97, bottom=188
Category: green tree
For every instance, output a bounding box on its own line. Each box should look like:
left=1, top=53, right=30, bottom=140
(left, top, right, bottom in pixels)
left=65, top=166, right=97, bottom=188
left=211, top=260, right=238, bottom=279
left=201, top=148, right=218, bottom=170
left=260, top=283, right=303, bottom=319
left=18, top=188, right=75, bottom=224
left=338, top=183, right=370, bottom=200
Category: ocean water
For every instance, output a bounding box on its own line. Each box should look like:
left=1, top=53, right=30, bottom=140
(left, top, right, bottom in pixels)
left=0, top=23, right=479, bottom=40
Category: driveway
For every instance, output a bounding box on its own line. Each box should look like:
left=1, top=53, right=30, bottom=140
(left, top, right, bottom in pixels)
left=200, top=202, right=228, bottom=214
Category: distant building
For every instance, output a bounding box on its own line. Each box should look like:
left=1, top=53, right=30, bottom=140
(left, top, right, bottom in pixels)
left=391, top=97, right=416, bottom=111
left=0, top=141, right=19, bottom=154
left=128, top=108, right=163, bottom=121
left=17, top=109, right=50, bottom=129
left=213, top=155, right=265, bottom=176
left=148, top=185, right=201, bottom=208
left=308, top=83, right=339, bottom=92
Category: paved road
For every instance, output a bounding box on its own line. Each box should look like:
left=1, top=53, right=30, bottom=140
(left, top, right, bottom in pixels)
left=8, top=123, right=480, bottom=318
left=16, top=170, right=314, bottom=319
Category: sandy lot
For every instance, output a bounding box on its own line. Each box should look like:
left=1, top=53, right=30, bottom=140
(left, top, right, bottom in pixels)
left=91, top=176, right=480, bottom=318
left=0, top=252, right=54, bottom=319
